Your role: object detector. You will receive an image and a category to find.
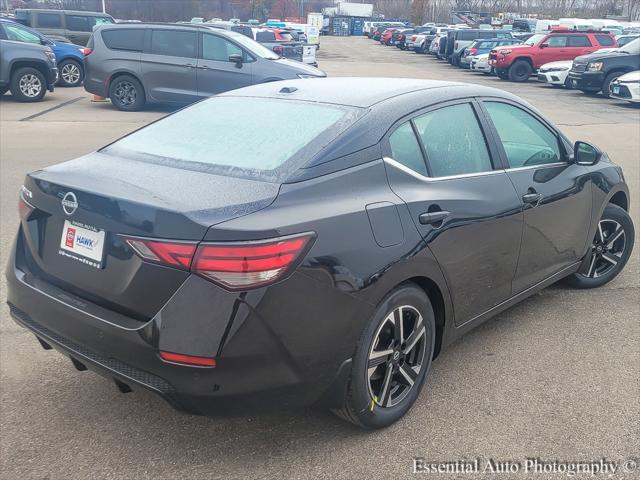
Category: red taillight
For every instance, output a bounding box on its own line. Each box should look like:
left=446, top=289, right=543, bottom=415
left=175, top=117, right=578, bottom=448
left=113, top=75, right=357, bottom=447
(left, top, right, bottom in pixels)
left=125, top=233, right=314, bottom=290
left=411, top=35, right=417, bottom=41
left=18, top=195, right=34, bottom=221
left=125, top=238, right=197, bottom=269
left=159, top=351, right=216, bottom=367
left=192, top=233, right=314, bottom=290
left=80, top=47, right=92, bottom=55
left=273, top=45, right=283, bottom=55
left=468, top=48, right=477, bottom=55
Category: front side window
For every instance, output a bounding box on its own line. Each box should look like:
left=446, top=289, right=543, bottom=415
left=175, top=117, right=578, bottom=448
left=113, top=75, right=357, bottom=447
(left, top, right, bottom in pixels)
left=201, top=34, right=246, bottom=62
left=413, top=103, right=493, bottom=177
left=151, top=30, right=196, bottom=58
left=567, top=35, right=591, bottom=47
left=546, top=36, right=567, bottom=47
left=389, top=122, right=428, bottom=176
left=3, top=24, right=41, bottom=44
left=37, top=13, right=62, bottom=28
left=484, top=102, right=562, bottom=168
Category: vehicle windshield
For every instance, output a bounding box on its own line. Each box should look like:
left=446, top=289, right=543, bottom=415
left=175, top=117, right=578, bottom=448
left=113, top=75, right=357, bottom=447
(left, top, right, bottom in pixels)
left=224, top=30, right=280, bottom=59
left=104, top=97, right=362, bottom=182
left=524, top=34, right=546, bottom=45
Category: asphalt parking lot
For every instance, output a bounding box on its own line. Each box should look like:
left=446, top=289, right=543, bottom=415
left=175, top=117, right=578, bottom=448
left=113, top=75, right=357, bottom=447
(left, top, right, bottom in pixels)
left=1, top=36, right=638, bottom=479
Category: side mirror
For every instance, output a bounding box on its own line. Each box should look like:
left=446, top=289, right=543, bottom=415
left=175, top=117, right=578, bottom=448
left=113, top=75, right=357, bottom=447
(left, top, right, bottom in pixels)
left=540, top=42, right=549, bottom=48
left=228, top=54, right=243, bottom=67
left=574, top=141, right=602, bottom=166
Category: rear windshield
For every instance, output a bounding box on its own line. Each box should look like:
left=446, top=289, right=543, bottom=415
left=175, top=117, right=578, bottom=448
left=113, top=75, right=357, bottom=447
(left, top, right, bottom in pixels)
left=104, top=97, right=361, bottom=182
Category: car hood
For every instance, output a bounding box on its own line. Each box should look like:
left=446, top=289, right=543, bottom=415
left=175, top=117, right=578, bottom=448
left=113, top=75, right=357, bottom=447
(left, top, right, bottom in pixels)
left=473, top=53, right=490, bottom=60
left=617, top=70, right=640, bottom=82
left=272, top=58, right=326, bottom=76
left=574, top=48, right=626, bottom=62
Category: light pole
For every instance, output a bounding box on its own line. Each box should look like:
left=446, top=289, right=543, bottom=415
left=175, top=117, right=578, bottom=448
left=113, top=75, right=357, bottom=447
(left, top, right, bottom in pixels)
left=102, top=0, right=106, bottom=14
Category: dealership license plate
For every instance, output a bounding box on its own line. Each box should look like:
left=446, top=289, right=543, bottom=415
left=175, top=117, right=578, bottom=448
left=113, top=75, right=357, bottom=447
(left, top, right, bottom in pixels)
left=612, top=86, right=620, bottom=94
left=59, top=220, right=105, bottom=269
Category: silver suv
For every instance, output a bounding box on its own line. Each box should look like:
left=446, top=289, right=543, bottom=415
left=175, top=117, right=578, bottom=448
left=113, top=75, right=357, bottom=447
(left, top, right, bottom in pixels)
left=84, top=23, right=326, bottom=111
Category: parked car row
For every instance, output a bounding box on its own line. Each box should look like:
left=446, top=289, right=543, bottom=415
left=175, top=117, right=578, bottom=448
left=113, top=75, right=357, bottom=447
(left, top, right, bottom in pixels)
left=374, top=25, right=640, bottom=105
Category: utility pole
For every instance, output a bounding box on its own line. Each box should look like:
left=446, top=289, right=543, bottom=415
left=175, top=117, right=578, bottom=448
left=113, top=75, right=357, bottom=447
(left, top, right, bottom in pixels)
left=102, top=0, right=106, bottom=14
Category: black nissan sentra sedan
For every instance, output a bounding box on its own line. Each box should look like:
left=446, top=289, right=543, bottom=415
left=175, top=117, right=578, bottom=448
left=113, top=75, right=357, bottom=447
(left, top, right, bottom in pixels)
left=7, top=78, right=634, bottom=429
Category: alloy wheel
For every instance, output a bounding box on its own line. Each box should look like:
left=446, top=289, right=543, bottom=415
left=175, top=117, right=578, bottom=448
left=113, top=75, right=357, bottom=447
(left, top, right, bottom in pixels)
left=113, top=81, right=137, bottom=106
left=581, top=219, right=626, bottom=278
left=367, top=305, right=427, bottom=407
left=19, top=74, right=42, bottom=98
left=61, top=63, right=81, bottom=85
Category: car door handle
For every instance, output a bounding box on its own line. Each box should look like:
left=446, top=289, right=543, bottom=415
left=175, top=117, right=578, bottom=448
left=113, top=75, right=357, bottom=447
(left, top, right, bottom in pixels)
left=522, top=192, right=543, bottom=205
left=185, top=64, right=197, bottom=69
left=197, top=65, right=211, bottom=70
left=419, top=211, right=450, bottom=225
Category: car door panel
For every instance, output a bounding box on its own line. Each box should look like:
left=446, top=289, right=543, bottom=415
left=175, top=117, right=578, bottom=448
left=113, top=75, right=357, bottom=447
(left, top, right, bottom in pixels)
left=141, top=29, right=198, bottom=103
left=197, top=32, right=253, bottom=97
left=383, top=101, right=523, bottom=326
left=480, top=100, right=592, bottom=293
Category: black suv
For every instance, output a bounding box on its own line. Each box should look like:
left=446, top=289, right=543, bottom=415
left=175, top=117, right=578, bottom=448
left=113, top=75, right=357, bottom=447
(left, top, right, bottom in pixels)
left=0, top=38, right=58, bottom=102
left=568, top=37, right=640, bottom=97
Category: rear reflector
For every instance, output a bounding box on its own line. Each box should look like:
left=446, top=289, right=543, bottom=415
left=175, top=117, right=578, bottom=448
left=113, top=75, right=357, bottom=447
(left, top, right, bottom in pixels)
left=159, top=351, right=216, bottom=367
left=18, top=194, right=34, bottom=221
left=192, top=233, right=314, bottom=290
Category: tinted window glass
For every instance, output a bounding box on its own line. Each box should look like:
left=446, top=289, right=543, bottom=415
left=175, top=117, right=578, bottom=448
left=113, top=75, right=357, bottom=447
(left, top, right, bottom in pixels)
left=459, top=31, right=476, bottom=40
left=546, top=36, right=567, bottom=47
left=202, top=34, right=245, bottom=62
left=151, top=30, right=196, bottom=57
left=389, top=123, right=427, bottom=176
left=102, top=29, right=144, bottom=52
left=65, top=15, right=93, bottom=32
left=4, top=24, right=41, bottom=44
left=256, top=31, right=276, bottom=42
left=568, top=35, right=591, bottom=47
left=108, top=97, right=357, bottom=181
left=595, top=34, right=615, bottom=46
left=484, top=102, right=561, bottom=168
left=414, top=103, right=493, bottom=177
left=37, top=13, right=61, bottom=28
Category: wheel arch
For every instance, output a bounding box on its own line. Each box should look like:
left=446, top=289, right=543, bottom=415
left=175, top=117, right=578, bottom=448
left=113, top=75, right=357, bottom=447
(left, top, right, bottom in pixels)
left=406, top=276, right=446, bottom=359
left=9, top=60, right=50, bottom=82
left=608, top=190, right=628, bottom=211
left=57, top=55, right=84, bottom=70
left=512, top=56, right=534, bottom=68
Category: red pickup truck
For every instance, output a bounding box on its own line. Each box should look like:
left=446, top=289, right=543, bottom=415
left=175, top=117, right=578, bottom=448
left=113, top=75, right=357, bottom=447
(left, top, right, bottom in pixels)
left=489, top=30, right=618, bottom=82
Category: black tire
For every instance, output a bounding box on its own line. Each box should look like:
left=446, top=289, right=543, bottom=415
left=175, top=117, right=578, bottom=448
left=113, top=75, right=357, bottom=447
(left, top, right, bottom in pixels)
left=564, top=76, right=573, bottom=89
left=9, top=67, right=47, bottom=102
left=0, top=85, right=8, bottom=96
left=108, top=74, right=145, bottom=112
left=57, top=59, right=83, bottom=87
left=332, top=283, right=436, bottom=429
left=508, top=60, right=532, bottom=82
left=564, top=204, right=634, bottom=289
left=601, top=71, right=624, bottom=98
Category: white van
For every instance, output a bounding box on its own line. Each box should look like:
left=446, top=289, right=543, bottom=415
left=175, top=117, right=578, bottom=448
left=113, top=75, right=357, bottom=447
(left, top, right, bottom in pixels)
left=535, top=20, right=560, bottom=32
left=559, top=18, right=594, bottom=30
left=591, top=19, right=623, bottom=35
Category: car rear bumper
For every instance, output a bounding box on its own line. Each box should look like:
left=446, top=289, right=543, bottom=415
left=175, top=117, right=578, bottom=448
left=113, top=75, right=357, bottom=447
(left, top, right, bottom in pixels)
left=568, top=71, right=604, bottom=90
left=6, top=228, right=366, bottom=414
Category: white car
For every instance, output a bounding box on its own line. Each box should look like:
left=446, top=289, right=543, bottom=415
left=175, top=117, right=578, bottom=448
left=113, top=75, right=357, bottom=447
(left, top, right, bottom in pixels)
left=537, top=60, right=573, bottom=88
left=470, top=53, right=492, bottom=73
left=609, top=70, right=640, bottom=103
left=406, top=33, right=427, bottom=52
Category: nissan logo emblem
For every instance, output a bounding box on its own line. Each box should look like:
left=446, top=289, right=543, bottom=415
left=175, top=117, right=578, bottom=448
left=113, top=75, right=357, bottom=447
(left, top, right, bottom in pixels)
left=61, top=192, right=78, bottom=216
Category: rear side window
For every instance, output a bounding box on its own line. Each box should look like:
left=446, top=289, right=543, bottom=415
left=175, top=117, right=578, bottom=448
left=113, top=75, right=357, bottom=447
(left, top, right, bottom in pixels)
left=389, top=123, right=428, bottom=176
left=546, top=36, right=567, bottom=47
left=595, top=35, right=615, bottom=46
left=256, top=31, right=276, bottom=42
left=414, top=103, right=493, bottom=177
left=37, top=13, right=62, bottom=28
left=151, top=30, right=196, bottom=58
left=65, top=15, right=93, bottom=32
left=106, top=97, right=359, bottom=182
left=567, top=35, right=591, bottom=47
left=102, top=29, right=144, bottom=52
left=459, top=31, right=476, bottom=40
left=484, top=102, right=561, bottom=168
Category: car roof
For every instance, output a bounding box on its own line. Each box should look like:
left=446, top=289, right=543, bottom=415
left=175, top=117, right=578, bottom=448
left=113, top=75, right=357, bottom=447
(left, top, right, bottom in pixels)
left=16, top=9, right=112, bottom=16
left=220, top=77, right=516, bottom=108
